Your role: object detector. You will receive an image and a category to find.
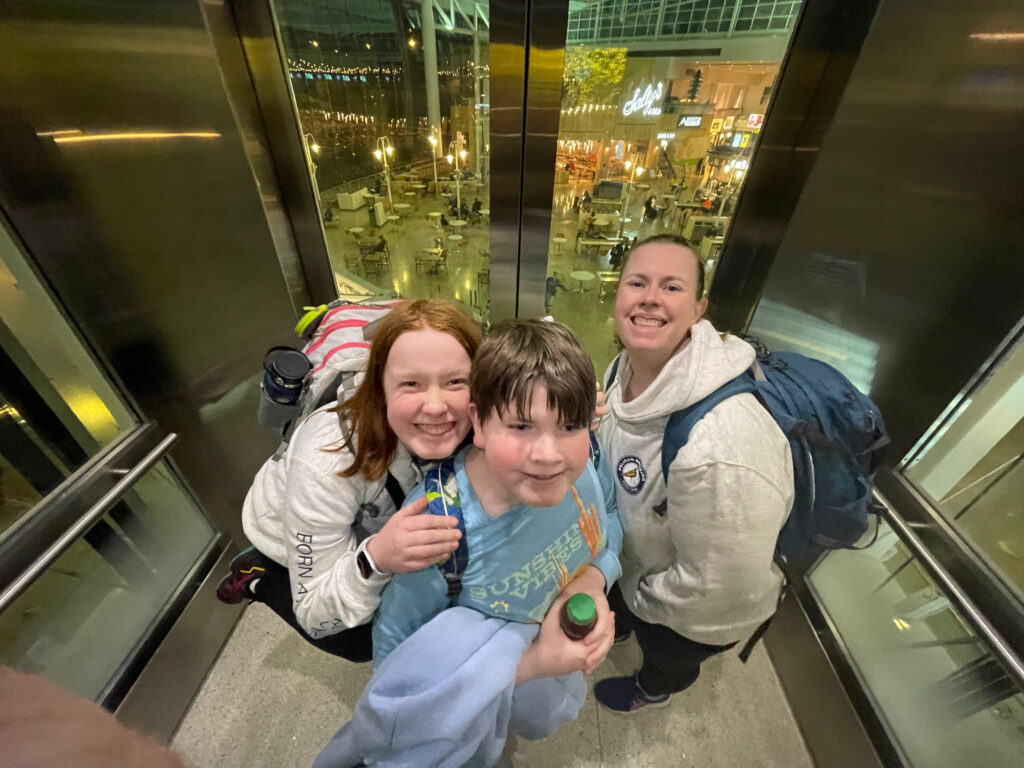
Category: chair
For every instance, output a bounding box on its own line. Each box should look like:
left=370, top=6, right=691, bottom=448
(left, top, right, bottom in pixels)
left=434, top=250, right=449, bottom=277
left=414, top=251, right=436, bottom=275
left=477, top=268, right=490, bottom=294
left=362, top=256, right=384, bottom=279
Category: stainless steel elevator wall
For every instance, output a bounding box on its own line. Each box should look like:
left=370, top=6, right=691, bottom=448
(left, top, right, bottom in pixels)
left=0, top=1, right=299, bottom=544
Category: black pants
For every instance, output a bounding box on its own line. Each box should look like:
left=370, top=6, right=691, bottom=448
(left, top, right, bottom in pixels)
left=609, top=583, right=735, bottom=697
left=252, top=554, right=373, bottom=663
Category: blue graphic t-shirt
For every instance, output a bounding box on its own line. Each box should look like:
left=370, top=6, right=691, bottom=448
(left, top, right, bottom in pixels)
left=372, top=446, right=621, bottom=665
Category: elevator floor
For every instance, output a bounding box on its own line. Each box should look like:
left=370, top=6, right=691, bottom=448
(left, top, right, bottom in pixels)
left=171, top=602, right=812, bottom=767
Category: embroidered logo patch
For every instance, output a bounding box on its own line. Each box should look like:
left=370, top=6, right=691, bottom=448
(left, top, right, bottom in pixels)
left=616, top=456, right=647, bottom=495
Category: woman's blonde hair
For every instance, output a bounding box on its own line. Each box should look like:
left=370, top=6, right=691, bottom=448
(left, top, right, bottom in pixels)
left=335, top=299, right=481, bottom=481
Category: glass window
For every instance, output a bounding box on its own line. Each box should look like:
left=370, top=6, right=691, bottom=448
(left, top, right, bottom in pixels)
left=0, top=461, right=214, bottom=699
left=807, top=520, right=1024, bottom=767
left=273, top=1, right=492, bottom=326
left=545, top=0, right=804, bottom=376
left=0, top=221, right=215, bottom=698
left=903, top=326, right=1024, bottom=603
left=1, top=223, right=136, bottom=542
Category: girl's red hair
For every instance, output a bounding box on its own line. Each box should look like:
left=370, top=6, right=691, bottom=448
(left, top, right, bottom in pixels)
left=335, top=299, right=481, bottom=481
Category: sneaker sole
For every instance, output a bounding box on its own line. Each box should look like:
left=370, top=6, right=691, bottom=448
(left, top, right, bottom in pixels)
left=598, top=695, right=672, bottom=716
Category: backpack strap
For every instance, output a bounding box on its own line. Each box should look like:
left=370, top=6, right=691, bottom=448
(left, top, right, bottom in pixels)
left=423, top=458, right=469, bottom=600
left=382, top=471, right=405, bottom=513
left=661, top=373, right=757, bottom=482
left=605, top=354, right=621, bottom=390
left=588, top=431, right=602, bottom=470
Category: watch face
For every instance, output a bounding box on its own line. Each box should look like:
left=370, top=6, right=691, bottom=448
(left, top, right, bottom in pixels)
left=357, top=551, right=373, bottom=579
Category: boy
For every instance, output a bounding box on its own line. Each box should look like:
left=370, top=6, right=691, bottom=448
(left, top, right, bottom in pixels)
left=373, top=318, right=621, bottom=662
left=316, top=320, right=621, bottom=768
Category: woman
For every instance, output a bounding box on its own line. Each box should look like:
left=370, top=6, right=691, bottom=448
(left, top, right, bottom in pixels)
left=594, top=235, right=793, bottom=713
left=217, top=299, right=480, bottom=662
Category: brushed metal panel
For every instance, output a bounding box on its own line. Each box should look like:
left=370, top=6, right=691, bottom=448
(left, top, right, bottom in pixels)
left=0, top=0, right=298, bottom=545
left=518, top=0, right=570, bottom=319
left=707, top=0, right=884, bottom=332
left=200, top=0, right=315, bottom=312
left=488, top=0, right=531, bottom=322
left=744, top=0, right=1024, bottom=459
left=227, top=0, right=337, bottom=306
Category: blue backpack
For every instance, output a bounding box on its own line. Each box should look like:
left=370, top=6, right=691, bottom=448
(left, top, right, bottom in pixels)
left=607, top=338, right=889, bottom=559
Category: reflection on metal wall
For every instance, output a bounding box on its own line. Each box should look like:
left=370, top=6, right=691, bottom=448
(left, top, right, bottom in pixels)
left=746, top=0, right=1024, bottom=459
left=0, top=1, right=298, bottom=543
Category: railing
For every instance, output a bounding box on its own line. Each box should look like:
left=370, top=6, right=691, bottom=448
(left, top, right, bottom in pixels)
left=875, top=491, right=1024, bottom=692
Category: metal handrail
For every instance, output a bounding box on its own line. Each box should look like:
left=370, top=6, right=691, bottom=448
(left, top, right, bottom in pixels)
left=0, top=433, right=177, bottom=614
left=877, top=491, right=1024, bottom=692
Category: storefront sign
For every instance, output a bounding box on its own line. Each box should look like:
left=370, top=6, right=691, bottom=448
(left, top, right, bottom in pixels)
left=622, top=82, right=664, bottom=117
left=677, top=115, right=702, bottom=128
left=656, top=132, right=676, bottom=140
left=723, top=116, right=735, bottom=130
left=746, top=113, right=764, bottom=129
left=709, top=118, right=723, bottom=134
left=740, top=133, right=751, bottom=147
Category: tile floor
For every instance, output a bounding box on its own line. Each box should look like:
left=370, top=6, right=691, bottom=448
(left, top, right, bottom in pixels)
left=321, top=176, right=687, bottom=378
left=171, top=603, right=812, bottom=768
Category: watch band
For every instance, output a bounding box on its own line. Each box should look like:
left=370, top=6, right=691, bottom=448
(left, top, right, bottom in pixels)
left=357, top=538, right=385, bottom=579
left=356, top=550, right=373, bottom=579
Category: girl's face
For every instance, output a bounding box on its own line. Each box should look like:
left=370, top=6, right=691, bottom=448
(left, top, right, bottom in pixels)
left=382, top=327, right=473, bottom=460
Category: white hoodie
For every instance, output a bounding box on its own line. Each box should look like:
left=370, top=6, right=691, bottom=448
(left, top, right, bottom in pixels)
left=598, top=319, right=793, bottom=646
left=242, top=407, right=426, bottom=638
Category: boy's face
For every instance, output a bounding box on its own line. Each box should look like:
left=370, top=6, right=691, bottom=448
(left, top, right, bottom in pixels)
left=469, top=383, right=591, bottom=511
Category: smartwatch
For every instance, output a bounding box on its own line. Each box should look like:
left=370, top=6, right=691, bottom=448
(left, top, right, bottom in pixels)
left=357, top=539, right=384, bottom=579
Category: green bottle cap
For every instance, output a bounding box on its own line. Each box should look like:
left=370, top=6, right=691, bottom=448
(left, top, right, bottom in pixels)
left=565, top=593, right=597, bottom=625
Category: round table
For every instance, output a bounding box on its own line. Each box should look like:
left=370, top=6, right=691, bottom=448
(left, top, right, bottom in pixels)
left=447, top=234, right=464, bottom=244
left=594, top=217, right=611, bottom=228
left=393, top=203, right=411, bottom=214
left=635, top=183, right=650, bottom=191
left=386, top=215, right=401, bottom=223
left=450, top=219, right=468, bottom=228
left=552, top=236, right=567, bottom=254
left=404, top=191, right=417, bottom=198
left=570, top=269, right=596, bottom=293
left=479, top=208, right=490, bottom=216
left=348, top=227, right=364, bottom=235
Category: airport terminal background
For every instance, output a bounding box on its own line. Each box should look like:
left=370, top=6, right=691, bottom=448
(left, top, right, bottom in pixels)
left=1, top=1, right=1022, bottom=767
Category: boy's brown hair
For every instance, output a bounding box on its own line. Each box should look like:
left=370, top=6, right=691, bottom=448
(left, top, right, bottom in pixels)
left=470, top=319, right=595, bottom=428
left=336, top=299, right=481, bottom=481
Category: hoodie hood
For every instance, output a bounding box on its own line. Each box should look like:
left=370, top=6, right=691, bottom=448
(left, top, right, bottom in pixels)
left=608, top=319, right=754, bottom=423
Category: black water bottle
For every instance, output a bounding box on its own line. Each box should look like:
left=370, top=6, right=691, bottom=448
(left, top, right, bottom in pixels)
left=257, top=346, right=312, bottom=431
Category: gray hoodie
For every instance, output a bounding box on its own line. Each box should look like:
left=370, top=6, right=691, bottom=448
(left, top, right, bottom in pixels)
left=598, top=319, right=793, bottom=646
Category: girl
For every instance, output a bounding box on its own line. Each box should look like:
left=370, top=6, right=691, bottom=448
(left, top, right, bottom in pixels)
left=217, top=299, right=481, bottom=662
left=593, top=235, right=793, bottom=713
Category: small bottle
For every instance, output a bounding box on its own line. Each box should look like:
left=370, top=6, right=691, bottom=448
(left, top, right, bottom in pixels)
left=560, top=593, right=597, bottom=640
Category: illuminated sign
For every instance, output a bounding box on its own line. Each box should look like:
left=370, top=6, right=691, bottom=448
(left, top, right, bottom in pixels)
left=622, top=82, right=664, bottom=117
left=709, top=118, right=723, bottom=134
left=740, top=134, right=751, bottom=147
left=747, top=113, right=764, bottom=129
left=723, top=116, right=735, bottom=130
left=678, top=115, right=703, bottom=128
left=656, top=132, right=676, bottom=140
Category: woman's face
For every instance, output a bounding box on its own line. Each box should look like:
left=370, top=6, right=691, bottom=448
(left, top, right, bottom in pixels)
left=615, top=242, right=707, bottom=362
left=383, top=326, right=473, bottom=459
